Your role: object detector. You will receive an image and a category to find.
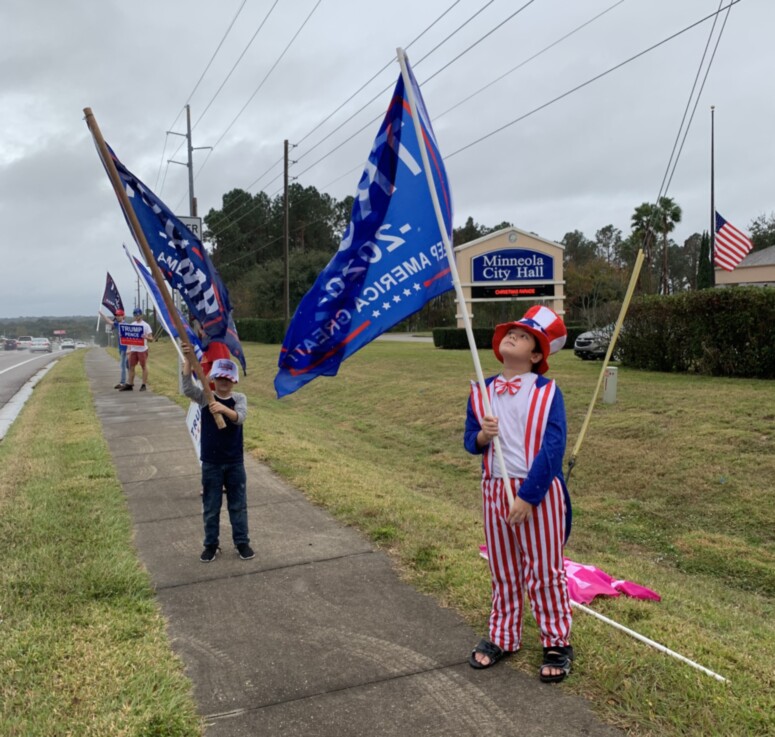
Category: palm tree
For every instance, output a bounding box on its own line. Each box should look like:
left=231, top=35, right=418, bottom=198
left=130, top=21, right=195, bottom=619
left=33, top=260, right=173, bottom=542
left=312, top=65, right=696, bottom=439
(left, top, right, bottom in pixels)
left=631, top=202, right=659, bottom=292
left=655, top=196, right=682, bottom=295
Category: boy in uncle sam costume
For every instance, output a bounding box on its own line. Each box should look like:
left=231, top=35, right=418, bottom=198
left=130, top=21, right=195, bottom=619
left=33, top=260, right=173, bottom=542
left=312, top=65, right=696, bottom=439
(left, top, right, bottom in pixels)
left=464, top=305, right=574, bottom=683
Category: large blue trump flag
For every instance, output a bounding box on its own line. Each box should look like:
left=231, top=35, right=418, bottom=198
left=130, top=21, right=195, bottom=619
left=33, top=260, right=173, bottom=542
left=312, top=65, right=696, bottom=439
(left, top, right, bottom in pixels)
left=274, top=57, right=453, bottom=397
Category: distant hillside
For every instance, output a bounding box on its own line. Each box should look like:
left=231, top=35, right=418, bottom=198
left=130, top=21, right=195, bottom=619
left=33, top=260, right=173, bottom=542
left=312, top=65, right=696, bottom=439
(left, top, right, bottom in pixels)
left=0, top=316, right=107, bottom=342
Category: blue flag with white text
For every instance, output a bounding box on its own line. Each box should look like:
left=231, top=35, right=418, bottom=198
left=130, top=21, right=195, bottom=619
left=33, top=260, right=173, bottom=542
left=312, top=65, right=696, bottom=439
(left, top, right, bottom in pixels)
left=96, top=141, right=242, bottom=360
left=124, top=246, right=204, bottom=364
left=274, top=56, right=453, bottom=397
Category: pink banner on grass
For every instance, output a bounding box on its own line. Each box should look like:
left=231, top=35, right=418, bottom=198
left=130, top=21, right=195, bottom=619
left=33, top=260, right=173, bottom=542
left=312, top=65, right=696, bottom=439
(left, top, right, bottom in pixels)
left=479, top=546, right=661, bottom=605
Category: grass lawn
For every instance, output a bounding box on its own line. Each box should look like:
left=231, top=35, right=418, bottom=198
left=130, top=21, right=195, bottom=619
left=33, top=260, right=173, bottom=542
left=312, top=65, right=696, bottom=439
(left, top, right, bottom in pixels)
left=147, top=339, right=774, bottom=737
left=4, top=340, right=773, bottom=736
left=0, top=354, right=202, bottom=737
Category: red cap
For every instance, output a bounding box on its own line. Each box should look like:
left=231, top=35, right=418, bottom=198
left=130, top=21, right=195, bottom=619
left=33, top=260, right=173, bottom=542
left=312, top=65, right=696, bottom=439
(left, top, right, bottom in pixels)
left=115, top=309, right=125, bottom=316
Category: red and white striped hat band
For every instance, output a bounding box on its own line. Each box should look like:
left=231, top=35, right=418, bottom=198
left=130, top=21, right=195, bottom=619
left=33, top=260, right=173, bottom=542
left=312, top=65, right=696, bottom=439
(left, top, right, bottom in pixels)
left=492, top=305, right=567, bottom=374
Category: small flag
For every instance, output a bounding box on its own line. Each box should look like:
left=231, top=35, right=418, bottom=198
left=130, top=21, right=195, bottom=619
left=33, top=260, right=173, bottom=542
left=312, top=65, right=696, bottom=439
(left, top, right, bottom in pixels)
left=124, top=245, right=203, bottom=363
left=479, top=547, right=661, bottom=605
left=274, top=55, right=453, bottom=398
left=93, top=139, right=243, bottom=365
left=101, top=272, right=124, bottom=316
left=714, top=212, right=753, bottom=271
left=563, top=558, right=661, bottom=605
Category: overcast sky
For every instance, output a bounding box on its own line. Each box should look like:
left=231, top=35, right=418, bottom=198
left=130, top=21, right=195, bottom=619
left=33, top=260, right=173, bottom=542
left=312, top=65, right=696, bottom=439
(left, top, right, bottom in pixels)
left=0, top=0, right=770, bottom=318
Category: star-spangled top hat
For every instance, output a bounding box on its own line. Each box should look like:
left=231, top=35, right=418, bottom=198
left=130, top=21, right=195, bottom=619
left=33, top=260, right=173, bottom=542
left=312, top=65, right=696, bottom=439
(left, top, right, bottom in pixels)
left=492, top=305, right=567, bottom=374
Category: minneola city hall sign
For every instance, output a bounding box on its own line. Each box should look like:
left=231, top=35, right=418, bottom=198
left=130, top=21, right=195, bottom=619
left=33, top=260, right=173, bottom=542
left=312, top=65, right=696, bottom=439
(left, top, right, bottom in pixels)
left=453, top=226, right=565, bottom=327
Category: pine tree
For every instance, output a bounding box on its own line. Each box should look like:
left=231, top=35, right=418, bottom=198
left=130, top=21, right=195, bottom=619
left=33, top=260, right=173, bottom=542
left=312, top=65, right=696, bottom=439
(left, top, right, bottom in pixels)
left=697, top=230, right=713, bottom=289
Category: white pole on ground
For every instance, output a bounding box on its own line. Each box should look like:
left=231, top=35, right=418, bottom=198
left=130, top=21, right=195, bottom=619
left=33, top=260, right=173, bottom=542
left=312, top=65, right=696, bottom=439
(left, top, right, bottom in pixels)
left=571, top=600, right=728, bottom=683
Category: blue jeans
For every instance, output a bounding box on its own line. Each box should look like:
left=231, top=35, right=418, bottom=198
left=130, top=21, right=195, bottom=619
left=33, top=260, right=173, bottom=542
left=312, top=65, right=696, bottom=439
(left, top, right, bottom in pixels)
left=201, top=461, right=249, bottom=547
left=119, top=350, right=127, bottom=384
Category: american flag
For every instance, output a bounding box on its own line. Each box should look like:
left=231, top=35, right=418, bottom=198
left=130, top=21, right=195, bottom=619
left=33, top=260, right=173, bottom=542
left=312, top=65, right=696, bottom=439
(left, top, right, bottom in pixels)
left=714, top=211, right=753, bottom=271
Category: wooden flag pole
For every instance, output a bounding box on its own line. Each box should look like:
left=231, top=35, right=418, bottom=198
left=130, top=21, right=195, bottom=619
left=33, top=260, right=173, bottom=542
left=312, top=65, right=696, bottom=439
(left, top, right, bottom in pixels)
left=396, top=49, right=515, bottom=508
left=567, top=249, right=645, bottom=478
left=83, top=107, right=225, bottom=429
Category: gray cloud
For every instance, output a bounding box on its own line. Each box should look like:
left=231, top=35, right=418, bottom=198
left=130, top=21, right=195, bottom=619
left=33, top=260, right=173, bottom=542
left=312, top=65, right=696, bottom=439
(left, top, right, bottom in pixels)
left=0, top=0, right=771, bottom=317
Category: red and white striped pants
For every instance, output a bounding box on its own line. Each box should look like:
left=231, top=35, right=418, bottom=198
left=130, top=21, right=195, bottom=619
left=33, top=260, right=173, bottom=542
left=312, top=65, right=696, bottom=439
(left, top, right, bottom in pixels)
left=482, top=477, right=572, bottom=652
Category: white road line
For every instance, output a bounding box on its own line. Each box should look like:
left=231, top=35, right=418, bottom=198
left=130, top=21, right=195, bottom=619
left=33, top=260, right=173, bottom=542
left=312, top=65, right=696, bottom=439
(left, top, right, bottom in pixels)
left=0, top=353, right=58, bottom=375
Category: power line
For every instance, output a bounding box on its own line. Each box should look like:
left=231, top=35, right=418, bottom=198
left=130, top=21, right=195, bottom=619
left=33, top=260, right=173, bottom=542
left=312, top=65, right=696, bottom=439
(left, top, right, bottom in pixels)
left=294, top=1, right=463, bottom=148
left=208, top=0, right=324, bottom=151
left=206, top=2, right=472, bottom=238
left=163, top=0, right=283, bottom=181
left=206, top=0, right=627, bottom=243
left=292, top=0, right=502, bottom=168
left=435, top=0, right=627, bottom=120
left=209, top=1, right=741, bottom=262
left=154, top=0, right=249, bottom=191
left=663, top=1, right=732, bottom=195
left=185, top=0, right=249, bottom=113
left=421, top=0, right=537, bottom=85
left=173, top=0, right=323, bottom=212
left=191, top=0, right=282, bottom=133
left=446, top=0, right=742, bottom=159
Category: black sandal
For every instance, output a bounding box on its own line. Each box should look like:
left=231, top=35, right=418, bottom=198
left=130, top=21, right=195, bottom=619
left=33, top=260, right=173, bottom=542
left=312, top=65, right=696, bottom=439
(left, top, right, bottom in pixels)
left=539, top=645, right=574, bottom=683
left=469, top=638, right=511, bottom=669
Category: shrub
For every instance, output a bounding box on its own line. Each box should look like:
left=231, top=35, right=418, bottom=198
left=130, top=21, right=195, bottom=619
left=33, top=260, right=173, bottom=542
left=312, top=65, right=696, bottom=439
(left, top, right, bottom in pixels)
left=619, top=287, right=775, bottom=378
left=235, top=318, right=286, bottom=344
left=433, top=327, right=494, bottom=350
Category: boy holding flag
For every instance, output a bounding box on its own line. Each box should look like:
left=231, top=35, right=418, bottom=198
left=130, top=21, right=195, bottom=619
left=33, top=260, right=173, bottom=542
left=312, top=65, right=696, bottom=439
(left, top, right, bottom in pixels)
left=465, top=306, right=574, bottom=683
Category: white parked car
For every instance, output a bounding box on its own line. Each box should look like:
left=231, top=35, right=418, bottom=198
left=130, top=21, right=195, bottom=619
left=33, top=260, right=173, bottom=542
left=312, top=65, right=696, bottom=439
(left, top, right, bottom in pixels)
left=16, top=335, right=33, bottom=349
left=60, top=339, right=76, bottom=350
left=29, top=337, right=52, bottom=353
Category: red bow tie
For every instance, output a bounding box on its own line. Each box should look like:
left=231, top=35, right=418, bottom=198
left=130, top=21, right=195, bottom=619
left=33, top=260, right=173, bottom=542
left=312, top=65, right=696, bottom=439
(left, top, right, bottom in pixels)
left=494, top=377, right=522, bottom=395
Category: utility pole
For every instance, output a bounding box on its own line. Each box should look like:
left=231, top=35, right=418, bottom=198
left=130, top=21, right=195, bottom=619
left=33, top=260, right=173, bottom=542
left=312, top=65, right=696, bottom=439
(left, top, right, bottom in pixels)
left=168, top=104, right=212, bottom=217
left=284, top=139, right=290, bottom=323
left=167, top=105, right=211, bottom=389
left=187, top=104, right=196, bottom=216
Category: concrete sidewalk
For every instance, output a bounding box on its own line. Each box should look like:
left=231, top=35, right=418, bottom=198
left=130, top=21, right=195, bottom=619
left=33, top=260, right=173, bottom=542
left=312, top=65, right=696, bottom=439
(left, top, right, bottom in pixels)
left=85, top=349, right=622, bottom=737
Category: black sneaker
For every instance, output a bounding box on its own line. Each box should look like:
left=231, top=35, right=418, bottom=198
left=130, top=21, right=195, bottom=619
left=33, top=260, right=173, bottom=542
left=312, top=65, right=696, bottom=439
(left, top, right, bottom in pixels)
left=139, top=384, right=147, bottom=391
left=236, top=543, right=255, bottom=560
left=119, top=384, right=133, bottom=391
left=114, top=383, right=123, bottom=389
left=200, top=545, right=219, bottom=563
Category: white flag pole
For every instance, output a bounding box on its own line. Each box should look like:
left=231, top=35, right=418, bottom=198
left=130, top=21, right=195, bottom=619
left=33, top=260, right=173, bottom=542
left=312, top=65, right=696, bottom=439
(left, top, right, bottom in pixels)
left=396, top=47, right=515, bottom=507
left=571, top=600, right=728, bottom=683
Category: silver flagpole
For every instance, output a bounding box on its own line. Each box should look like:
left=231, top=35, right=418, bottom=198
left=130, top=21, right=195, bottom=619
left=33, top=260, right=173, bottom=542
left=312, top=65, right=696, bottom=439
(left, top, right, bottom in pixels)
left=396, top=48, right=515, bottom=508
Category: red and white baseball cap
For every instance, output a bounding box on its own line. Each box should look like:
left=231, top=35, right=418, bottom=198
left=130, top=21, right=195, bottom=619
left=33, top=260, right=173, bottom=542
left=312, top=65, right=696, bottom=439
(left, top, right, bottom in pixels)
left=210, top=358, right=239, bottom=383
left=492, top=305, right=567, bottom=374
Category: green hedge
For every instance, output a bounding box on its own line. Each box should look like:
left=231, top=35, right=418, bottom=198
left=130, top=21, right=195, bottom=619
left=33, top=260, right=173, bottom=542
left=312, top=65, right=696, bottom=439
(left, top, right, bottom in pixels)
left=234, top=318, right=286, bottom=344
left=564, top=324, right=587, bottom=348
left=433, top=327, right=494, bottom=350
left=619, top=287, right=775, bottom=378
